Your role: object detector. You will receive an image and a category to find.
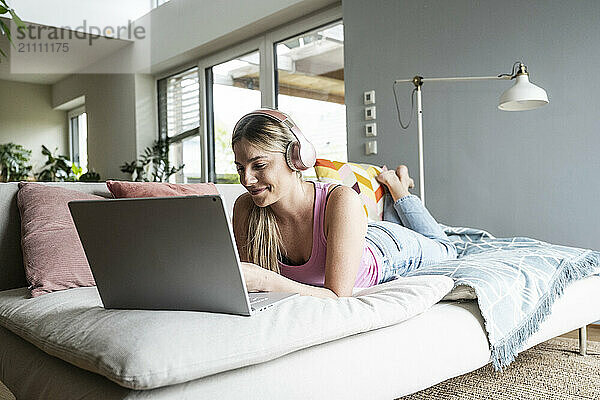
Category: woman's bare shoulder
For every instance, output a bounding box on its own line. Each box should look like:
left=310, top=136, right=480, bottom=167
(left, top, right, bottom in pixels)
left=326, top=184, right=361, bottom=206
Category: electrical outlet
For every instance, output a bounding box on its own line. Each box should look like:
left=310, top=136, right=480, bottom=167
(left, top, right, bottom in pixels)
left=365, top=106, right=376, bottom=120
left=363, top=90, right=376, bottom=105
left=365, top=140, right=377, bottom=155
left=365, top=123, right=377, bottom=137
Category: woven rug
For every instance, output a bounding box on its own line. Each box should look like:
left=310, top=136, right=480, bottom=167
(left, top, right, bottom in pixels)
left=402, top=337, right=600, bottom=399
left=0, top=380, right=14, bottom=400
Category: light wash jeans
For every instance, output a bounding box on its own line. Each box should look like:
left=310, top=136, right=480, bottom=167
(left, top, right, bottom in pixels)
left=366, top=194, right=457, bottom=284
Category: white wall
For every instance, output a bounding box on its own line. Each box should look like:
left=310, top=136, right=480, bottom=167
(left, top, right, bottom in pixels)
left=0, top=79, right=67, bottom=173
left=52, top=74, right=136, bottom=180
left=51, top=73, right=157, bottom=180
left=134, top=73, right=158, bottom=156
left=6, top=0, right=152, bottom=34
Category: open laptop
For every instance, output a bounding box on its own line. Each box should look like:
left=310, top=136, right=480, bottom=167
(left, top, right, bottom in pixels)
left=68, top=195, right=298, bottom=316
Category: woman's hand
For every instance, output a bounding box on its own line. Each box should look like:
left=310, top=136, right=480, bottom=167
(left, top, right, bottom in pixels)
left=240, top=262, right=270, bottom=292
left=375, top=165, right=414, bottom=202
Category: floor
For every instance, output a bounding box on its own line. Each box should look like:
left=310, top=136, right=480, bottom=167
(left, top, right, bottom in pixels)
left=0, top=325, right=598, bottom=399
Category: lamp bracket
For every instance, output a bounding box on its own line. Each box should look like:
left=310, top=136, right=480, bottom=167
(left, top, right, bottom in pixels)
left=412, top=76, right=423, bottom=88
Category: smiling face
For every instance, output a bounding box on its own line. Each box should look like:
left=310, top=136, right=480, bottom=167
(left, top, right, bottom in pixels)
left=233, top=138, right=297, bottom=207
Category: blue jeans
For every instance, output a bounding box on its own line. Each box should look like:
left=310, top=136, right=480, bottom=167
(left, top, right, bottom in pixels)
left=366, top=194, right=457, bottom=284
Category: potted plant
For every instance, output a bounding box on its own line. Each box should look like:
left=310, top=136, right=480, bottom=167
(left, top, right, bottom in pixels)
left=0, top=142, right=32, bottom=182
left=121, top=140, right=184, bottom=182
left=36, top=145, right=75, bottom=182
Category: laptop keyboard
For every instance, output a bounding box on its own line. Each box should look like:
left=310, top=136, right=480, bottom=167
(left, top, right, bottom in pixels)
left=249, top=296, right=268, bottom=304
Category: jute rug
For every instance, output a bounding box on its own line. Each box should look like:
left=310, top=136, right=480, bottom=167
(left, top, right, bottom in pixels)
left=401, top=337, right=600, bottom=399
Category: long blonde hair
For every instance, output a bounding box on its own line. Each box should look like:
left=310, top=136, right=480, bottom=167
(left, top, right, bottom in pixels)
left=232, top=115, right=302, bottom=274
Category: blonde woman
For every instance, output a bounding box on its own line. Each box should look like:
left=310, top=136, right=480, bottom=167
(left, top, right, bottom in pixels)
left=232, top=109, right=457, bottom=298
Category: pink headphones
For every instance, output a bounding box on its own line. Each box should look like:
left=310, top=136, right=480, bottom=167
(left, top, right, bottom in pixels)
left=233, top=108, right=317, bottom=171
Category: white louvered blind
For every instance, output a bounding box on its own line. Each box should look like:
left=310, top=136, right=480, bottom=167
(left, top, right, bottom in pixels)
left=166, top=67, right=200, bottom=137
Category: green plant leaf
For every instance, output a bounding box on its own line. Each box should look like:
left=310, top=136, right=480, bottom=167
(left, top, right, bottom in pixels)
left=0, top=142, right=33, bottom=181
left=0, top=6, right=8, bottom=14
left=8, top=9, right=25, bottom=30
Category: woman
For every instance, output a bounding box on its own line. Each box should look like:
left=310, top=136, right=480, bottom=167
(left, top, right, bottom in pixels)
left=232, top=109, right=457, bottom=299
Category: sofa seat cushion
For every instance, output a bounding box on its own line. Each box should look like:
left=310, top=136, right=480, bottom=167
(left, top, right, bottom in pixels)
left=0, top=276, right=453, bottom=390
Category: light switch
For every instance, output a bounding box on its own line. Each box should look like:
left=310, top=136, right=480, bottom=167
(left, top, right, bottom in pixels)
left=365, top=140, right=377, bottom=155
left=363, top=90, right=376, bottom=105
left=365, top=106, right=376, bottom=120
left=365, top=123, right=377, bottom=137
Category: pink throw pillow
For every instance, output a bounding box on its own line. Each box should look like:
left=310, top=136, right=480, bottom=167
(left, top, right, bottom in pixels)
left=17, top=183, right=101, bottom=297
left=106, top=181, right=218, bottom=198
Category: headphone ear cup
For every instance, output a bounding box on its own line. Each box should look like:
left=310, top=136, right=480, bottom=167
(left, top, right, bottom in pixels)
left=285, top=141, right=300, bottom=171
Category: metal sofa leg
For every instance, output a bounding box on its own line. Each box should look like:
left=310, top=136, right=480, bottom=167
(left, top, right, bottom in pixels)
left=579, top=326, right=587, bottom=356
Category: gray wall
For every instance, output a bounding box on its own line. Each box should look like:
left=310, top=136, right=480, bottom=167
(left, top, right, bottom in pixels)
left=0, top=79, right=68, bottom=172
left=343, top=0, right=600, bottom=250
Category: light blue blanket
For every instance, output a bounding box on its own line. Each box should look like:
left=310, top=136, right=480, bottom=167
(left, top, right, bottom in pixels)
left=406, top=225, right=600, bottom=371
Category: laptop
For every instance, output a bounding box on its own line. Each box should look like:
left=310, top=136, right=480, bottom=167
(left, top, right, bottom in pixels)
left=68, top=195, right=298, bottom=316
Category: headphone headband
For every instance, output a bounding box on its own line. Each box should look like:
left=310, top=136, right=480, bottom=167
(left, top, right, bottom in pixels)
left=233, top=108, right=317, bottom=171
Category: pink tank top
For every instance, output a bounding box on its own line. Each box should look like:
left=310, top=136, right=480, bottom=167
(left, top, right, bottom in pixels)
left=278, top=181, right=380, bottom=288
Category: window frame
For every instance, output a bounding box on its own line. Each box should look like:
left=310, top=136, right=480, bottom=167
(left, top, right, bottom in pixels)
left=157, top=66, right=201, bottom=183
left=67, top=105, right=86, bottom=169
left=197, top=37, right=265, bottom=183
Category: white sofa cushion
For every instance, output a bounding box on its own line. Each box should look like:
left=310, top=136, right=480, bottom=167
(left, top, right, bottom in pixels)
left=0, top=275, right=452, bottom=390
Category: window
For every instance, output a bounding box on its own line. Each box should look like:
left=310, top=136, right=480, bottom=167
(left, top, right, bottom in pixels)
left=208, top=51, right=261, bottom=183
left=68, top=106, right=88, bottom=172
left=158, top=67, right=201, bottom=183
left=275, top=20, right=347, bottom=178
left=156, top=7, right=343, bottom=183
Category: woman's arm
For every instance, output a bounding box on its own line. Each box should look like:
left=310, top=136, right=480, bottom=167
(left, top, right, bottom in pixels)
left=322, top=185, right=368, bottom=297
left=241, top=262, right=339, bottom=299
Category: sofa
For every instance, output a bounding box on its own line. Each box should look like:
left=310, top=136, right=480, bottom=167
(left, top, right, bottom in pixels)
left=1, top=182, right=599, bottom=400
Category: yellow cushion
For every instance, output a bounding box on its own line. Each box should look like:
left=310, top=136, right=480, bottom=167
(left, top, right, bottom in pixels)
left=314, top=158, right=385, bottom=221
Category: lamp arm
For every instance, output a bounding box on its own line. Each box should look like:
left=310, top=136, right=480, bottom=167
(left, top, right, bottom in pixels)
left=394, top=75, right=511, bottom=85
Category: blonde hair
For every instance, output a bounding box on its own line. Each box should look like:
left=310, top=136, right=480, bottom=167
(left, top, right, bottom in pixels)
left=232, top=115, right=302, bottom=274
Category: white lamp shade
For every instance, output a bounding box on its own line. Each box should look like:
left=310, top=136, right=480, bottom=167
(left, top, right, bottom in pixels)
left=498, top=74, right=549, bottom=111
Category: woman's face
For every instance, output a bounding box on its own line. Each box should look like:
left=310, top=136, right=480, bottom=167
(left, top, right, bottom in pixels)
left=233, top=138, right=296, bottom=207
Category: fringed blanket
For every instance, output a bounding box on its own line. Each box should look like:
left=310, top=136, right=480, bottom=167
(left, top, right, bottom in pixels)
left=406, top=225, right=600, bottom=371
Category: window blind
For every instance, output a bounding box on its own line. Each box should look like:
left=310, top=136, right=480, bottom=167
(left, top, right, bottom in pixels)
left=159, top=67, right=200, bottom=139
